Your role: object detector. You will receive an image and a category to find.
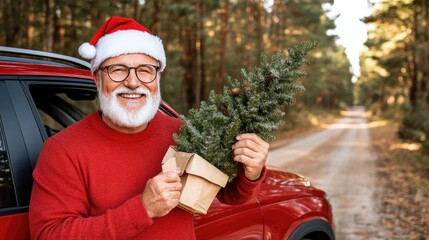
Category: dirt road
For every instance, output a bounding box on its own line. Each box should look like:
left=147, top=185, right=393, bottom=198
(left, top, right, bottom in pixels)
left=267, top=107, right=393, bottom=239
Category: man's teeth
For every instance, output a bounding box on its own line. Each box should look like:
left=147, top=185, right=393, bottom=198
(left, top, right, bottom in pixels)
left=120, top=93, right=144, bottom=99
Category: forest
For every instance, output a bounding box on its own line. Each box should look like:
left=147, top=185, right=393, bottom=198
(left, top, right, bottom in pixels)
left=1, top=0, right=429, bottom=152
left=0, top=0, right=353, bottom=111
left=359, top=0, right=429, bottom=152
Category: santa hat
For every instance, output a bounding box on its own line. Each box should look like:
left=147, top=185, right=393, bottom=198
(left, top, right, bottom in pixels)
left=78, top=16, right=166, bottom=73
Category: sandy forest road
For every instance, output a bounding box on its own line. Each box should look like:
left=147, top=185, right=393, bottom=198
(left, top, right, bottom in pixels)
left=267, top=107, right=393, bottom=239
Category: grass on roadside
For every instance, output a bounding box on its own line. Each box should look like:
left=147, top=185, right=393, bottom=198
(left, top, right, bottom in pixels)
left=368, top=111, right=429, bottom=240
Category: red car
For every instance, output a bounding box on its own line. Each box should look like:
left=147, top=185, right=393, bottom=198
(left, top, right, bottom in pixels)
left=0, top=47, right=334, bottom=240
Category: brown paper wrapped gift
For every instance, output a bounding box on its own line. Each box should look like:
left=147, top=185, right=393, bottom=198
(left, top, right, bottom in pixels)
left=161, top=146, right=229, bottom=214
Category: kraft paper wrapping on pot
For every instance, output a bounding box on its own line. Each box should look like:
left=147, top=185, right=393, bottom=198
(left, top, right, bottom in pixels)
left=162, top=146, right=229, bottom=214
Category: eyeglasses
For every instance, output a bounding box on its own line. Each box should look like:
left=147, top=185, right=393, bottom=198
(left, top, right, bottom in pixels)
left=99, top=64, right=160, bottom=83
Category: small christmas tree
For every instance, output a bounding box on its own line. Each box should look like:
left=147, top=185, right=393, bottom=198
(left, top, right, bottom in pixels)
left=173, top=41, right=317, bottom=181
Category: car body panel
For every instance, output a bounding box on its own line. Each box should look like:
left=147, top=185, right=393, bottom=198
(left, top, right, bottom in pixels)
left=0, top=212, right=29, bottom=240
left=194, top=198, right=264, bottom=239
left=258, top=170, right=334, bottom=239
left=193, top=170, right=333, bottom=239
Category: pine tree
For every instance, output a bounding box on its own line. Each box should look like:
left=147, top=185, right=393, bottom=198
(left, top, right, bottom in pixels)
left=173, top=41, right=317, bottom=181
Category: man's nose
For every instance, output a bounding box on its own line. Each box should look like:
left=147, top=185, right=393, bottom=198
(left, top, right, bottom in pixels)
left=123, top=69, right=141, bottom=89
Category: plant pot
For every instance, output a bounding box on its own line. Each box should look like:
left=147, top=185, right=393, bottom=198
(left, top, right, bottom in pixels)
left=162, top=146, right=229, bottom=214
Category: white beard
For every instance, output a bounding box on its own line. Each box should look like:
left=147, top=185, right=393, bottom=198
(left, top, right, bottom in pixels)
left=98, top=81, right=161, bottom=128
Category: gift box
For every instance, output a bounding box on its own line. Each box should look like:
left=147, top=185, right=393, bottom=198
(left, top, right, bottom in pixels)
left=162, top=146, right=229, bottom=214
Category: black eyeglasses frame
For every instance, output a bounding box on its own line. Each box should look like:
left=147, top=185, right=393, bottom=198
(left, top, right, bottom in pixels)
left=98, top=63, right=160, bottom=83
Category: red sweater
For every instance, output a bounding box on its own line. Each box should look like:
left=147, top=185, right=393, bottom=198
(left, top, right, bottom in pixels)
left=29, top=111, right=264, bottom=240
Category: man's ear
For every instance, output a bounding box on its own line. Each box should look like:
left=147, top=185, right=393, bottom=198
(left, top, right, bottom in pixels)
left=93, top=71, right=101, bottom=88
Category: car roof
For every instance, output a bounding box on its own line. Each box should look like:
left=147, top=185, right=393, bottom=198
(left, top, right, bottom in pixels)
left=0, top=61, right=93, bottom=79
left=0, top=46, right=93, bottom=80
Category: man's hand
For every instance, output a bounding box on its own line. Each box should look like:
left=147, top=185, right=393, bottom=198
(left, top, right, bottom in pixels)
left=232, top=133, right=269, bottom=181
left=142, top=171, right=182, bottom=218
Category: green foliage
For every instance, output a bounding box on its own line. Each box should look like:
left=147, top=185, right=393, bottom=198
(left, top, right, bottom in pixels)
left=359, top=0, right=427, bottom=108
left=397, top=105, right=429, bottom=152
left=174, top=41, right=316, bottom=180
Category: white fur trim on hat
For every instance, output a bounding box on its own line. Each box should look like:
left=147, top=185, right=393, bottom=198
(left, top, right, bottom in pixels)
left=78, top=42, right=96, bottom=59
left=90, top=29, right=166, bottom=73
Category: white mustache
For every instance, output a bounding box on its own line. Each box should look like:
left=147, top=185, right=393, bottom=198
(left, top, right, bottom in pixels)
left=113, top=86, right=150, bottom=96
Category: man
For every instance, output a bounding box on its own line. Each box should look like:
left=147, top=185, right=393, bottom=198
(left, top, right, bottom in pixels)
left=29, top=16, right=269, bottom=240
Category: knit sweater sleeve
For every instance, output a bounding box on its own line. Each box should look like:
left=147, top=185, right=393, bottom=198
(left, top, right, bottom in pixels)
left=29, top=138, right=153, bottom=240
left=216, top=164, right=267, bottom=205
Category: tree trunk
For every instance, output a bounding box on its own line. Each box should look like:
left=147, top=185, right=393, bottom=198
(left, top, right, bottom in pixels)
left=4, top=0, right=20, bottom=46
left=151, top=0, right=161, bottom=34
left=196, top=0, right=206, bottom=102
left=20, top=0, right=31, bottom=48
left=408, top=2, right=419, bottom=108
left=425, top=0, right=429, bottom=103
left=90, top=1, right=106, bottom=32
left=409, top=46, right=418, bottom=108
left=44, top=0, right=55, bottom=52
left=133, top=0, right=141, bottom=20
left=53, top=8, right=61, bottom=52
left=27, top=11, right=35, bottom=49
left=246, top=2, right=254, bottom=66
left=272, top=0, right=286, bottom=52
left=217, top=0, right=229, bottom=91
left=184, top=29, right=198, bottom=108
left=255, top=0, right=264, bottom=54
left=69, top=3, right=78, bottom=56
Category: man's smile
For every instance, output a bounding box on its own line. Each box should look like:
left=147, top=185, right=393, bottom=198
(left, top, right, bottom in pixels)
left=118, top=93, right=145, bottom=99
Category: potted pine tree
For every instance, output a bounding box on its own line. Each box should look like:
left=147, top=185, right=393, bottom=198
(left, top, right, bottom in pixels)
left=162, top=41, right=317, bottom=214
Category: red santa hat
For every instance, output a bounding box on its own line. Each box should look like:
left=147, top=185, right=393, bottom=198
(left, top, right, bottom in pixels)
left=78, top=16, right=166, bottom=73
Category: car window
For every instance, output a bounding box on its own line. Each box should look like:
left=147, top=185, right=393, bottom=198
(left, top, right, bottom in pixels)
left=0, top=118, right=17, bottom=209
left=29, top=85, right=99, bottom=137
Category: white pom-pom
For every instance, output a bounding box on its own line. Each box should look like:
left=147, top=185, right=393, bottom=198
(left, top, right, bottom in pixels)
left=78, top=42, right=96, bottom=59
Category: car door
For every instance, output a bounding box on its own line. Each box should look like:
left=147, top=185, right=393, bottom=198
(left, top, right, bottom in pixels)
left=0, top=79, right=32, bottom=239
left=0, top=76, right=98, bottom=240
